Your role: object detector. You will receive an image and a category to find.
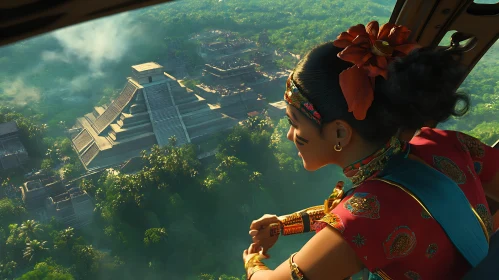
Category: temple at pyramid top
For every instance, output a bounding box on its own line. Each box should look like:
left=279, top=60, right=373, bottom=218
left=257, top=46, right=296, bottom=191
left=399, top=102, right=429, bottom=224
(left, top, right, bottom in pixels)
left=131, top=62, right=166, bottom=85
left=70, top=62, right=238, bottom=171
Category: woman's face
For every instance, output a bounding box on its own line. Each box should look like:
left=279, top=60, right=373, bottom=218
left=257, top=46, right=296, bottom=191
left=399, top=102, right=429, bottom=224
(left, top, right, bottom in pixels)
left=285, top=105, right=338, bottom=171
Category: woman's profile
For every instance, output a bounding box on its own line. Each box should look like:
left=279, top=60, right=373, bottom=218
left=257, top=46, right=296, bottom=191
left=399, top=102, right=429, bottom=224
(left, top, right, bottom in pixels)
left=242, top=21, right=499, bottom=280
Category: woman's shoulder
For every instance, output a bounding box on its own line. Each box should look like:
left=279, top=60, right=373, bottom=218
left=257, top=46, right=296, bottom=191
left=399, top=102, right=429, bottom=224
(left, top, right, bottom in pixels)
left=411, top=128, right=498, bottom=181
left=410, top=128, right=478, bottom=158
left=412, top=127, right=483, bottom=148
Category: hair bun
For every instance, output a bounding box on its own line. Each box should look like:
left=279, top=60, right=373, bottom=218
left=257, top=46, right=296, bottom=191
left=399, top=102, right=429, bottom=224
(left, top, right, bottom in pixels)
left=378, top=47, right=470, bottom=130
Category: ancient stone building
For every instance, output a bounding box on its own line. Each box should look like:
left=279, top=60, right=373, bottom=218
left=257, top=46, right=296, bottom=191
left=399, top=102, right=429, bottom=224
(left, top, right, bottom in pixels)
left=266, top=101, right=287, bottom=120
left=21, top=179, right=94, bottom=229
left=0, top=121, right=28, bottom=170
left=71, top=62, right=237, bottom=170
left=21, top=180, right=48, bottom=211
left=204, top=59, right=258, bottom=81
left=45, top=186, right=94, bottom=229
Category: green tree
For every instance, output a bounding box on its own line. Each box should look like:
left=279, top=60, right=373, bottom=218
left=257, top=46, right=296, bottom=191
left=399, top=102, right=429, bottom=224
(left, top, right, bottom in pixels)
left=41, top=158, right=54, bottom=172
left=0, top=261, right=17, bottom=279
left=19, top=261, right=73, bottom=280
left=19, top=220, right=43, bottom=239
left=62, top=163, right=81, bottom=180
left=144, top=227, right=167, bottom=246
left=80, top=179, right=97, bottom=197
left=0, top=198, right=26, bottom=229
left=57, top=138, right=73, bottom=155
left=53, top=227, right=76, bottom=250
left=23, top=239, right=48, bottom=262
left=71, top=245, right=101, bottom=278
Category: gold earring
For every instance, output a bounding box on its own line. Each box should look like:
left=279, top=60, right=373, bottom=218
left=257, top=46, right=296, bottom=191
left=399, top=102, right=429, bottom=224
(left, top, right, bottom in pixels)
left=334, top=143, right=342, bottom=152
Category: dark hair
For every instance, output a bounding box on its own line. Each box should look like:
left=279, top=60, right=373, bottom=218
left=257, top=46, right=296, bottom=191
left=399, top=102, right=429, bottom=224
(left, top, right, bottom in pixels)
left=293, top=42, right=470, bottom=144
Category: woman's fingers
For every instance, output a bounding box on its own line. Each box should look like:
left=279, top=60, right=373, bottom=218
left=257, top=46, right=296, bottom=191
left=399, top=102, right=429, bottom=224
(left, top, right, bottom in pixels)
left=248, top=243, right=260, bottom=254
left=249, top=214, right=279, bottom=231
left=251, top=223, right=274, bottom=239
left=245, top=243, right=271, bottom=260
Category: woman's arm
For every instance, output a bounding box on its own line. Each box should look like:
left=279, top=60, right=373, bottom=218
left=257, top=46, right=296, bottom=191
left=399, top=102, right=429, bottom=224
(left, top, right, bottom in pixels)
left=244, top=225, right=364, bottom=280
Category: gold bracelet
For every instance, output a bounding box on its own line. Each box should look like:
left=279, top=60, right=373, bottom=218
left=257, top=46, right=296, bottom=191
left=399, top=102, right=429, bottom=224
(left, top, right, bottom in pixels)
left=289, top=252, right=306, bottom=280
left=247, top=264, right=269, bottom=280
left=245, top=255, right=270, bottom=280
left=244, top=254, right=260, bottom=270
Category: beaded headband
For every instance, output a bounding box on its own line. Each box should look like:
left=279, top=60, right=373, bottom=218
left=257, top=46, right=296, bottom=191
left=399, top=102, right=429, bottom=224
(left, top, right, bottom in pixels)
left=284, top=72, right=322, bottom=125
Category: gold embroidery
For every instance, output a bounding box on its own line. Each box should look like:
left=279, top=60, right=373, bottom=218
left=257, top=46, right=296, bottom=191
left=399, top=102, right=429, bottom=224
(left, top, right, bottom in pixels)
left=383, top=226, right=417, bottom=259
left=457, top=132, right=485, bottom=158
left=349, top=137, right=404, bottom=187
left=343, top=193, right=380, bottom=219
left=433, top=155, right=467, bottom=184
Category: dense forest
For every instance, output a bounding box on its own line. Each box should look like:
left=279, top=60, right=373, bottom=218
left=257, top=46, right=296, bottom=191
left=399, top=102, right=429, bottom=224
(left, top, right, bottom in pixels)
left=0, top=0, right=498, bottom=279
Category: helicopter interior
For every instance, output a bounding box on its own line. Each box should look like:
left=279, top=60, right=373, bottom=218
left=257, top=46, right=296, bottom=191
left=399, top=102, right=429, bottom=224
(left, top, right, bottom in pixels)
left=0, top=0, right=498, bottom=279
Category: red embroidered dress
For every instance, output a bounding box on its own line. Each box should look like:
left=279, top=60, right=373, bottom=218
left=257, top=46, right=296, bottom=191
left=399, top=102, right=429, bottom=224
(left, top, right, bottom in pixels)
left=315, top=128, right=499, bottom=279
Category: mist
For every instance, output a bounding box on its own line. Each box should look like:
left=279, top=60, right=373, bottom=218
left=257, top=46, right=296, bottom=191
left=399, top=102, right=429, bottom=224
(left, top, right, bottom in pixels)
left=0, top=11, right=143, bottom=109
left=42, top=12, right=141, bottom=74
left=1, top=77, right=41, bottom=106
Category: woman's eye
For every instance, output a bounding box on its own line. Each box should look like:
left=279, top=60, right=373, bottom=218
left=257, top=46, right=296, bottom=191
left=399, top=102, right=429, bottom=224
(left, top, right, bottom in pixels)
left=287, top=118, right=296, bottom=127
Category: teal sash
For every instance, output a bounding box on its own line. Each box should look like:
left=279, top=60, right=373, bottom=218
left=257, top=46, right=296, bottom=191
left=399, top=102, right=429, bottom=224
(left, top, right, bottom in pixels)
left=377, top=154, right=488, bottom=267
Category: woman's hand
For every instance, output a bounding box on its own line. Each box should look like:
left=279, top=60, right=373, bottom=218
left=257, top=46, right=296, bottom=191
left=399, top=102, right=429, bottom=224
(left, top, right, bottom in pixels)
left=242, top=243, right=268, bottom=267
left=249, top=214, right=281, bottom=257
left=243, top=243, right=271, bottom=279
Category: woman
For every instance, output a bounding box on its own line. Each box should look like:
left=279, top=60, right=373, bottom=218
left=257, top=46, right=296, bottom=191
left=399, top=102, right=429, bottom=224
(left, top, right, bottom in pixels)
left=242, top=21, right=499, bottom=280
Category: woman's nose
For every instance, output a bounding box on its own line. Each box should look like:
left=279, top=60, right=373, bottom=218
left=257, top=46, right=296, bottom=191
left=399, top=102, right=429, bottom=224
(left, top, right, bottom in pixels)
left=287, top=126, right=294, bottom=141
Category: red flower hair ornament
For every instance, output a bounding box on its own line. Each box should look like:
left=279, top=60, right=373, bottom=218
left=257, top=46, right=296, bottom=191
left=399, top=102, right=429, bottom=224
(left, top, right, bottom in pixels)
left=333, top=21, right=421, bottom=120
